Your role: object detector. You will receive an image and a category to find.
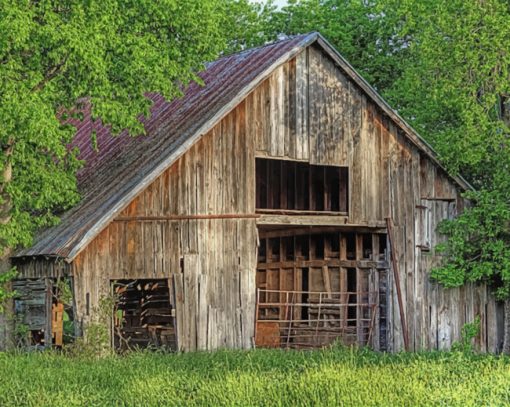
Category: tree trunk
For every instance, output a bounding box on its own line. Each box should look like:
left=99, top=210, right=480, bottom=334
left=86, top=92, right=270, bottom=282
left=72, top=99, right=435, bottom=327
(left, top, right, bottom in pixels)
left=503, top=299, right=510, bottom=354
left=0, top=137, right=14, bottom=350
left=0, top=251, right=14, bottom=350
left=0, top=138, right=14, bottom=226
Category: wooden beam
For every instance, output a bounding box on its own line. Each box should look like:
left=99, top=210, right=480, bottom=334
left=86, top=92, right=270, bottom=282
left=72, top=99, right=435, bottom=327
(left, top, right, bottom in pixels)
left=322, top=266, right=332, bottom=299
left=420, top=196, right=456, bottom=202
left=256, top=259, right=388, bottom=270
left=256, top=209, right=348, bottom=216
left=257, top=214, right=386, bottom=228
left=258, top=226, right=387, bottom=240
left=386, top=217, right=410, bottom=351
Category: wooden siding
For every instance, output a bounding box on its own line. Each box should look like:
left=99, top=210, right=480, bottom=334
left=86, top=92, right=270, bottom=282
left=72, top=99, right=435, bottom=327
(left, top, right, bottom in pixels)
left=66, top=102, right=258, bottom=351
left=248, top=45, right=502, bottom=352
left=14, top=259, right=71, bottom=279
left=14, top=43, right=502, bottom=353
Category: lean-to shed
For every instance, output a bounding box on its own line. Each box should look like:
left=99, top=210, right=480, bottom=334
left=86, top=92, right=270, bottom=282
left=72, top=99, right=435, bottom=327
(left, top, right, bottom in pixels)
left=9, top=33, right=504, bottom=352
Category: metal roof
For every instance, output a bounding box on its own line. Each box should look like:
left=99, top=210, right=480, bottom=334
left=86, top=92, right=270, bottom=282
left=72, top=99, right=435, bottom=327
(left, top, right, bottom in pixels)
left=13, top=32, right=470, bottom=261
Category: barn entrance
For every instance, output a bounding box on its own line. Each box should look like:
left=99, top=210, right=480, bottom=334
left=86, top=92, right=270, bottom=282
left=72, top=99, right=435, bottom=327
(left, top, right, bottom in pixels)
left=112, top=279, right=176, bottom=351
left=254, top=229, right=389, bottom=350
left=12, top=277, right=74, bottom=348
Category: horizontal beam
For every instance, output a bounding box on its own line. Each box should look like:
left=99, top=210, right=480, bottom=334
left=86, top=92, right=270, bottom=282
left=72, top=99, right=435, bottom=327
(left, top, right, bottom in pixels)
left=421, top=196, right=456, bottom=202
left=256, top=209, right=349, bottom=216
left=257, top=259, right=388, bottom=270
left=114, top=214, right=260, bottom=221
left=256, top=214, right=386, bottom=229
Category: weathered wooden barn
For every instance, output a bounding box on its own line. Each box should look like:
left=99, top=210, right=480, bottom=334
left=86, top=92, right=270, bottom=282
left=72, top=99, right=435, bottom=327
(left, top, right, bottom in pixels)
left=9, top=33, right=503, bottom=352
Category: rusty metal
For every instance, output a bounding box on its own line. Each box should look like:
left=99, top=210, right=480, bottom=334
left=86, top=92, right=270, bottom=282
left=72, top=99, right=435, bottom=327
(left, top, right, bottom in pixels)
left=255, top=288, right=378, bottom=349
left=114, top=214, right=261, bottom=222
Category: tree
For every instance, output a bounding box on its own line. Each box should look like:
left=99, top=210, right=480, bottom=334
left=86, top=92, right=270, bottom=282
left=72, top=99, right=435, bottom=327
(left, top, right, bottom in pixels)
left=0, top=267, right=15, bottom=312
left=379, top=0, right=510, bottom=178
left=0, top=0, right=235, bottom=307
left=233, top=0, right=410, bottom=92
left=222, top=0, right=279, bottom=53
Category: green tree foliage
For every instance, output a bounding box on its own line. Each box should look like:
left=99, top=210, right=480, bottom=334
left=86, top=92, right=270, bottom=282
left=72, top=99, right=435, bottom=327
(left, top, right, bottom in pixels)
left=380, top=0, right=510, bottom=177
left=0, top=0, right=230, bottom=251
left=233, top=0, right=410, bottom=92
left=223, top=0, right=279, bottom=52
left=384, top=0, right=510, bottom=304
left=0, top=0, right=240, bottom=309
left=432, top=188, right=510, bottom=299
left=0, top=267, right=16, bottom=312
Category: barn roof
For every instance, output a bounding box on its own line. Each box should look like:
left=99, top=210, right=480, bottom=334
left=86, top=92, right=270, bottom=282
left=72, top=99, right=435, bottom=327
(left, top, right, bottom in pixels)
left=14, top=32, right=471, bottom=261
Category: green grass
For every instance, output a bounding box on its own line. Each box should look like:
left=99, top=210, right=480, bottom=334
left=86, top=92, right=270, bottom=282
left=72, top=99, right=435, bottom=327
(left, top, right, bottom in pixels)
left=1, top=347, right=510, bottom=406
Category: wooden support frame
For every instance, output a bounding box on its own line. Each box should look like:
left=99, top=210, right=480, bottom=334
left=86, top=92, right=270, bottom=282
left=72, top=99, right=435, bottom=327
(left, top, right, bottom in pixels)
left=385, top=217, right=410, bottom=351
left=111, top=278, right=176, bottom=351
left=255, top=288, right=378, bottom=349
left=255, top=229, right=389, bottom=349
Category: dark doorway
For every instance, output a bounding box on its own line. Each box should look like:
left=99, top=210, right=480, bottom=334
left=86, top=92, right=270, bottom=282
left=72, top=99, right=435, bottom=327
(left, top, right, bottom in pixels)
left=112, top=279, right=176, bottom=351
left=255, top=230, right=388, bottom=350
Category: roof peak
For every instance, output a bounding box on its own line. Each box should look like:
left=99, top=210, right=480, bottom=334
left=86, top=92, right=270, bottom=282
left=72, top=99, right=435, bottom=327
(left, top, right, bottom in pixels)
left=213, top=32, right=318, bottom=63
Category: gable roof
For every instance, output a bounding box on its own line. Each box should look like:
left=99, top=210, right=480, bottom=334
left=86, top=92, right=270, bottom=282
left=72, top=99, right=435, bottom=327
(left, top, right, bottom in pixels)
left=14, top=32, right=471, bottom=261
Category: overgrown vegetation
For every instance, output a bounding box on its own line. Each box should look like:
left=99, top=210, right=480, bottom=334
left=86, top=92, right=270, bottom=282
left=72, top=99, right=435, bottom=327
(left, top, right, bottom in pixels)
left=0, top=0, right=244, bottom=251
left=0, top=267, right=15, bottom=312
left=65, top=294, right=116, bottom=358
left=1, top=347, right=510, bottom=406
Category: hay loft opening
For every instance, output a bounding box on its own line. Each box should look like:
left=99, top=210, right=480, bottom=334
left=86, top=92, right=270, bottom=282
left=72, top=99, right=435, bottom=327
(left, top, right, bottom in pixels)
left=256, top=158, right=348, bottom=213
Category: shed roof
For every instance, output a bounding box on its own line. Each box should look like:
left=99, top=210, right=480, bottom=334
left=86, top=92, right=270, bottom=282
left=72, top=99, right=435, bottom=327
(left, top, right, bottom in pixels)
left=14, top=32, right=470, bottom=261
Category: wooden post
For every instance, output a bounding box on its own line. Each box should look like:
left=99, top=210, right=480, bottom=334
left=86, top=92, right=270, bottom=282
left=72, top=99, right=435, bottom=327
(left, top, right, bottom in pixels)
left=44, top=278, right=53, bottom=348
left=254, top=288, right=260, bottom=347
left=385, top=217, right=410, bottom=351
left=315, top=292, right=323, bottom=344
left=286, top=292, right=294, bottom=348
left=322, top=266, right=332, bottom=299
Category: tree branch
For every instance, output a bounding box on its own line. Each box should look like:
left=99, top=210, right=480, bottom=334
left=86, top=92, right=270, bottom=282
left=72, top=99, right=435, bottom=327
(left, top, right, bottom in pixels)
left=31, top=55, right=68, bottom=92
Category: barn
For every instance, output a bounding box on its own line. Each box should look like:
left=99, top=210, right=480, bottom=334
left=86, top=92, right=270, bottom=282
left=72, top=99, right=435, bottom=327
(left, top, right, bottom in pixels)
left=8, top=32, right=503, bottom=352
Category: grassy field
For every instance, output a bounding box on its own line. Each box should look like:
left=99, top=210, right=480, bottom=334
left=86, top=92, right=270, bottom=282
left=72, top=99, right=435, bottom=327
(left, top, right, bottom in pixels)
left=1, top=347, right=510, bottom=406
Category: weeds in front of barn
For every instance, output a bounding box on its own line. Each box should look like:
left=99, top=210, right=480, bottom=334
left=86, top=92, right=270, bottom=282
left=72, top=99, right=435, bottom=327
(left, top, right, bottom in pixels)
left=1, top=346, right=510, bottom=407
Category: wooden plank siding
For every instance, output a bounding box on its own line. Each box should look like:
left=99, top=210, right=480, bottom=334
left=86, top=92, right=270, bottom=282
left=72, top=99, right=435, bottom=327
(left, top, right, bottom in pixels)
left=250, top=45, right=501, bottom=352
left=13, top=44, right=502, bottom=353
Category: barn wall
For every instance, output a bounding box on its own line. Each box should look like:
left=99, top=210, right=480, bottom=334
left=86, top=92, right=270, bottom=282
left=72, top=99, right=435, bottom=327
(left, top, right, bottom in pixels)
left=12, top=44, right=502, bottom=353
left=248, top=45, right=502, bottom=352
left=14, top=259, right=71, bottom=279
left=70, top=102, right=257, bottom=351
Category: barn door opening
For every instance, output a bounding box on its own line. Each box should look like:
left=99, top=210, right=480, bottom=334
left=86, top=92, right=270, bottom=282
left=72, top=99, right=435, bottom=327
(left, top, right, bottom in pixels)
left=51, top=278, right=74, bottom=347
left=13, top=278, right=53, bottom=347
left=13, top=277, right=75, bottom=348
left=111, top=279, right=176, bottom=351
left=255, top=230, right=388, bottom=350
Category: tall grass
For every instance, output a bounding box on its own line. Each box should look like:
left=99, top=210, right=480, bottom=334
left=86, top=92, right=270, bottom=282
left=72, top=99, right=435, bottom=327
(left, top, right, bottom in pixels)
left=1, top=347, right=510, bottom=406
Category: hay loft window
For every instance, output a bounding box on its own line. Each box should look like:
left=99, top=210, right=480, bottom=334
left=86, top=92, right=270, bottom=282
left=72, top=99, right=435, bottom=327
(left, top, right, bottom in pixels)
left=256, top=158, right=348, bottom=214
